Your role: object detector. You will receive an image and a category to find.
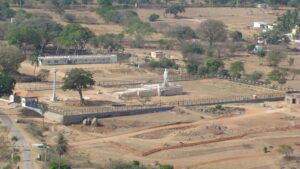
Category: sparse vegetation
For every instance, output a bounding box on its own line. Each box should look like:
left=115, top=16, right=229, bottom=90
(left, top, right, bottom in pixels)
left=278, top=144, right=294, bottom=159
left=149, top=13, right=160, bottom=22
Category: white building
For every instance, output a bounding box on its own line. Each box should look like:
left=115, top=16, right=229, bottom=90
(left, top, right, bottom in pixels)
left=253, top=22, right=273, bottom=32
left=150, top=51, right=164, bottom=59
left=38, top=54, right=117, bottom=65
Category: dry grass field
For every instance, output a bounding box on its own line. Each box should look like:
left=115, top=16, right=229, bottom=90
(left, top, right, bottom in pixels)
left=137, top=7, right=288, bottom=39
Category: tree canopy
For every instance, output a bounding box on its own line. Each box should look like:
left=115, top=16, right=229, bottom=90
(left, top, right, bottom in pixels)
left=165, top=4, right=185, bottom=18
left=268, top=69, right=288, bottom=84
left=90, top=33, right=124, bottom=53
left=5, top=24, right=42, bottom=52
left=62, top=68, right=95, bottom=105
left=196, top=19, right=227, bottom=46
left=0, top=46, right=25, bottom=74
left=55, top=24, right=94, bottom=54
left=0, top=2, right=16, bottom=21
left=0, top=73, right=16, bottom=97
left=168, top=25, right=196, bottom=40
left=229, top=61, right=244, bottom=77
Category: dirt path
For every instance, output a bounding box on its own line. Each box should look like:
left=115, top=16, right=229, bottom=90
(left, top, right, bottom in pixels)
left=0, top=110, right=34, bottom=169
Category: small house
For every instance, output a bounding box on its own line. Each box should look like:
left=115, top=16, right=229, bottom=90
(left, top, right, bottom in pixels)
left=285, top=91, right=300, bottom=105
left=150, top=51, right=164, bottom=59
left=10, top=90, right=39, bottom=108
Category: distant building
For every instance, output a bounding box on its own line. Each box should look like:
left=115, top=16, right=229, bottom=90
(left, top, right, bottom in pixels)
left=256, top=3, right=267, bottom=8
left=38, top=54, right=117, bottom=65
left=253, top=22, right=273, bottom=32
left=285, top=91, right=300, bottom=105
left=150, top=51, right=165, bottom=59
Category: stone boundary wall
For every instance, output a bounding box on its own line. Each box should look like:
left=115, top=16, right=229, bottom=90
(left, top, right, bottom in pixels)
left=56, top=106, right=174, bottom=125
left=98, top=74, right=285, bottom=91
left=47, top=93, right=285, bottom=124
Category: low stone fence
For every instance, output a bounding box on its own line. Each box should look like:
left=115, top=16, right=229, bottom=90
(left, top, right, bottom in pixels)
left=15, top=82, right=63, bottom=91
left=46, top=92, right=285, bottom=124
left=97, top=74, right=284, bottom=91
left=166, top=93, right=285, bottom=107
left=47, top=105, right=174, bottom=125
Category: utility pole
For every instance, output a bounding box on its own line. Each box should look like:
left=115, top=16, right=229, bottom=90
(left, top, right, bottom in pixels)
left=51, top=68, right=57, bottom=102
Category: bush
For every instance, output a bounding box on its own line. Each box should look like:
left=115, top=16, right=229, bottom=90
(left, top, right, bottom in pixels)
left=158, top=39, right=174, bottom=50
left=247, top=71, right=263, bottom=81
left=268, top=69, right=288, bottom=84
left=63, top=13, right=76, bottom=23
left=149, top=13, right=159, bottom=22
left=181, top=42, right=204, bottom=55
left=168, top=25, right=196, bottom=40
left=13, top=154, right=21, bottom=163
left=160, top=164, right=174, bottom=169
left=230, top=31, right=243, bottom=41
left=49, top=162, right=71, bottom=169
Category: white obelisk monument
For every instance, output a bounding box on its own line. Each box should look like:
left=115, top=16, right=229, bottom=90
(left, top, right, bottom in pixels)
left=51, top=68, right=57, bottom=101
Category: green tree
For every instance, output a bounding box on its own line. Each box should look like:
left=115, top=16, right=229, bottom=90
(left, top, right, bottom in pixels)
left=230, top=31, right=243, bottom=41
left=165, top=4, right=185, bottom=18
left=205, top=57, right=224, bottom=74
left=0, top=46, right=25, bottom=74
left=278, top=144, right=294, bottom=159
left=125, top=21, right=155, bottom=41
left=230, top=61, right=244, bottom=77
left=90, top=33, right=124, bottom=53
left=5, top=24, right=42, bottom=55
left=51, top=0, right=65, bottom=15
left=268, top=69, right=288, bottom=84
left=149, top=13, right=160, bottom=22
left=55, top=133, right=68, bottom=169
left=168, top=25, right=196, bottom=40
left=0, top=74, right=16, bottom=97
left=275, top=9, right=299, bottom=33
left=196, top=19, right=227, bottom=46
left=0, top=3, right=16, bottom=20
left=62, top=68, right=95, bottom=105
left=56, top=24, right=94, bottom=55
left=247, top=71, right=263, bottom=81
left=181, top=42, right=204, bottom=56
left=267, top=48, right=287, bottom=67
left=21, top=18, right=63, bottom=55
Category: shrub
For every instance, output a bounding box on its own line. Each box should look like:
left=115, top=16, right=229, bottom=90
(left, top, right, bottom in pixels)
left=63, top=13, right=76, bottom=23
left=49, top=162, right=71, bottom=169
left=268, top=69, right=288, bottom=84
left=160, top=164, right=174, bottom=169
left=181, top=42, right=204, bottom=55
left=247, top=71, right=263, bottom=81
left=149, top=13, right=159, bottom=22
left=13, top=155, right=21, bottom=163
left=230, top=31, right=243, bottom=41
left=158, top=39, right=174, bottom=50
left=168, top=25, right=196, bottom=40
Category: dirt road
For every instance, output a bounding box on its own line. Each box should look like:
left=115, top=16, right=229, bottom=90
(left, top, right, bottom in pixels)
left=0, top=110, right=33, bottom=169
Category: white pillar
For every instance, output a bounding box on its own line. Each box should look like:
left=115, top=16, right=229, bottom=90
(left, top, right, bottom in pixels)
left=51, top=68, right=57, bottom=102
left=157, top=85, right=161, bottom=97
